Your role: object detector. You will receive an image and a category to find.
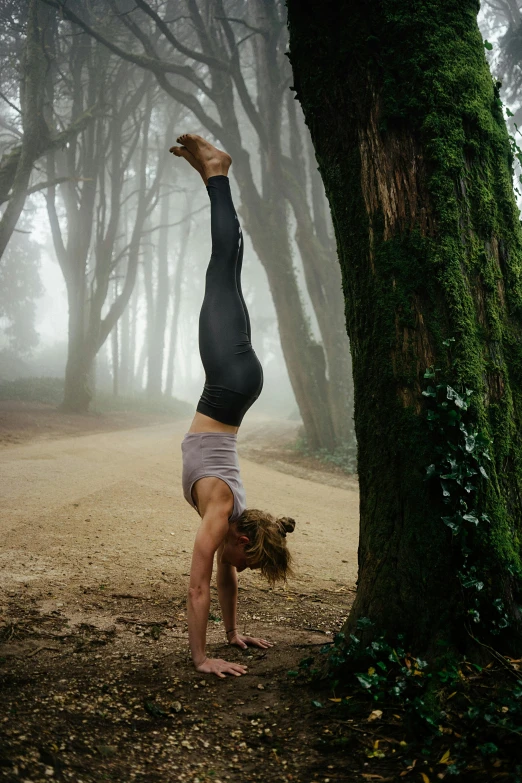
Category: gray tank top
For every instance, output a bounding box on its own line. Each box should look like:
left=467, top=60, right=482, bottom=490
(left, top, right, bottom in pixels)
left=181, top=432, right=246, bottom=522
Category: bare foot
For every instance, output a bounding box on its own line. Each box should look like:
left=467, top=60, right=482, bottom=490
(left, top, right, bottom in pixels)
left=175, top=134, right=232, bottom=181
left=169, top=145, right=207, bottom=184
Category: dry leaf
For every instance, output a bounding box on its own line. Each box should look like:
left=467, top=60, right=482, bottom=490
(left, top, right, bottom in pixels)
left=368, top=709, right=383, bottom=721
left=439, top=749, right=451, bottom=765
left=420, top=774, right=430, bottom=783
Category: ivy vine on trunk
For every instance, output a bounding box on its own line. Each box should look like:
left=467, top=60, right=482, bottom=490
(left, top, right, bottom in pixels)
left=286, top=0, right=522, bottom=656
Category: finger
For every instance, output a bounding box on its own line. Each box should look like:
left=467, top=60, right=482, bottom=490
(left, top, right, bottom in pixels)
left=215, top=671, right=226, bottom=679
left=251, top=639, right=271, bottom=647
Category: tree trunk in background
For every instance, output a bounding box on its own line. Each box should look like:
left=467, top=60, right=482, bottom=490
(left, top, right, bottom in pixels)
left=111, top=281, right=119, bottom=397
left=287, top=0, right=522, bottom=654
left=239, top=173, right=336, bottom=450
left=136, top=339, right=147, bottom=393
left=120, top=282, right=131, bottom=395
left=165, top=195, right=192, bottom=399
left=146, top=191, right=170, bottom=398
left=128, top=283, right=139, bottom=393
left=284, top=91, right=354, bottom=444
left=143, top=236, right=154, bottom=395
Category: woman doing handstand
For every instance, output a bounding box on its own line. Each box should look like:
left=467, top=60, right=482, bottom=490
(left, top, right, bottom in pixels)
left=169, top=134, right=295, bottom=679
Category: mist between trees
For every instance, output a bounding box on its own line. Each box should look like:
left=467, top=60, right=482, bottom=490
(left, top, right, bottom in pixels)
left=0, top=0, right=356, bottom=454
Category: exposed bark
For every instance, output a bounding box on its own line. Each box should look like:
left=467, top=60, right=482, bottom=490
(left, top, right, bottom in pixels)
left=287, top=0, right=522, bottom=654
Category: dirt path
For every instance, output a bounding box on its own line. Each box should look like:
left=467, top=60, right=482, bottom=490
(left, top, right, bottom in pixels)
left=0, top=419, right=361, bottom=783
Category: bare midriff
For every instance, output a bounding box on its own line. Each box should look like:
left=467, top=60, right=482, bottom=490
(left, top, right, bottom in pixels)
left=188, top=411, right=239, bottom=435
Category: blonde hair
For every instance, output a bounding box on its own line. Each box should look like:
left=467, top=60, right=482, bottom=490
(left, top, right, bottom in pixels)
left=236, top=508, right=295, bottom=584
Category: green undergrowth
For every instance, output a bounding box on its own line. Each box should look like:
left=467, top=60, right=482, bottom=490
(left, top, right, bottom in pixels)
left=0, top=377, right=192, bottom=417
left=290, top=618, right=522, bottom=779
left=290, top=432, right=358, bottom=475
left=289, top=360, right=522, bottom=778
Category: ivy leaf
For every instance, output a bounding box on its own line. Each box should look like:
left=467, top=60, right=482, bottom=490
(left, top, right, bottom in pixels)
left=479, top=466, right=489, bottom=480
left=426, top=464, right=437, bottom=478
left=465, top=434, right=476, bottom=452
left=478, top=742, right=498, bottom=755
left=356, top=673, right=375, bottom=689
left=447, top=386, right=467, bottom=409
left=483, top=40, right=493, bottom=50
left=507, top=107, right=515, bottom=117
left=311, top=700, right=323, bottom=708
left=463, top=513, right=479, bottom=526
left=442, top=516, right=460, bottom=532
left=422, top=385, right=436, bottom=398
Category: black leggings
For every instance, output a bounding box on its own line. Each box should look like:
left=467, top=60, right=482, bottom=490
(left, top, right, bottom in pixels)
left=197, top=175, right=263, bottom=426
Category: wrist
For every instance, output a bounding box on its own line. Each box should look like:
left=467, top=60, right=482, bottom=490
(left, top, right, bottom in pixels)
left=226, top=628, right=237, bottom=637
left=194, top=655, right=207, bottom=668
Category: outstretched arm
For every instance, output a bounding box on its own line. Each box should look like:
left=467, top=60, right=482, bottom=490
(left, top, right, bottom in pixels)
left=187, top=513, right=248, bottom=678
left=216, top=558, right=273, bottom=651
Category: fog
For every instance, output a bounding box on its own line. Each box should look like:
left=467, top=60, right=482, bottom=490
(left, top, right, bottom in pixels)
left=0, top=0, right=350, bottom=447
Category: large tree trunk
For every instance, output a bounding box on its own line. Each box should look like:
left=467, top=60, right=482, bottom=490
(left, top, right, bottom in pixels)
left=287, top=0, right=522, bottom=654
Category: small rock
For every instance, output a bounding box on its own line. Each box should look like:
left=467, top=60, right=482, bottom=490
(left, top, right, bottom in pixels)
left=172, top=701, right=182, bottom=713
left=257, top=683, right=265, bottom=690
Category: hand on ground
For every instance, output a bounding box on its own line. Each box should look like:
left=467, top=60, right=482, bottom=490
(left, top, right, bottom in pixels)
left=228, top=633, right=273, bottom=650
left=195, top=657, right=248, bottom=678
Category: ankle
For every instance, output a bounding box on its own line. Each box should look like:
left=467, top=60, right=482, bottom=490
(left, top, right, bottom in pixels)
left=204, top=163, right=230, bottom=179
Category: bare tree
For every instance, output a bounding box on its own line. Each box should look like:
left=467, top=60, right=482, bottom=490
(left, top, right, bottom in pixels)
left=0, top=1, right=99, bottom=259
left=40, top=0, right=354, bottom=450
left=44, top=29, right=161, bottom=411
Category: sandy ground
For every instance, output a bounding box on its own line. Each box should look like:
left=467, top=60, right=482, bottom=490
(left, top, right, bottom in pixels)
left=0, top=416, right=359, bottom=595
left=0, top=410, right=362, bottom=783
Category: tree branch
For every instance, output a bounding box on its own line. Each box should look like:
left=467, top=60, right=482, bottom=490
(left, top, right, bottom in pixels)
left=39, top=0, right=209, bottom=81
left=132, top=0, right=229, bottom=72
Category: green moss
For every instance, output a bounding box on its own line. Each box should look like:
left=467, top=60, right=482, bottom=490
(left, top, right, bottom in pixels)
left=288, top=0, right=522, bottom=651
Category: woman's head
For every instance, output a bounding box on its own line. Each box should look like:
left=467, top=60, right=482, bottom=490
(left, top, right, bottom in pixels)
left=236, top=508, right=296, bottom=584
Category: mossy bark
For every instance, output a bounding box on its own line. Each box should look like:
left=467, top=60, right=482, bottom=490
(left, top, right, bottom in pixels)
left=287, top=0, right=522, bottom=654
